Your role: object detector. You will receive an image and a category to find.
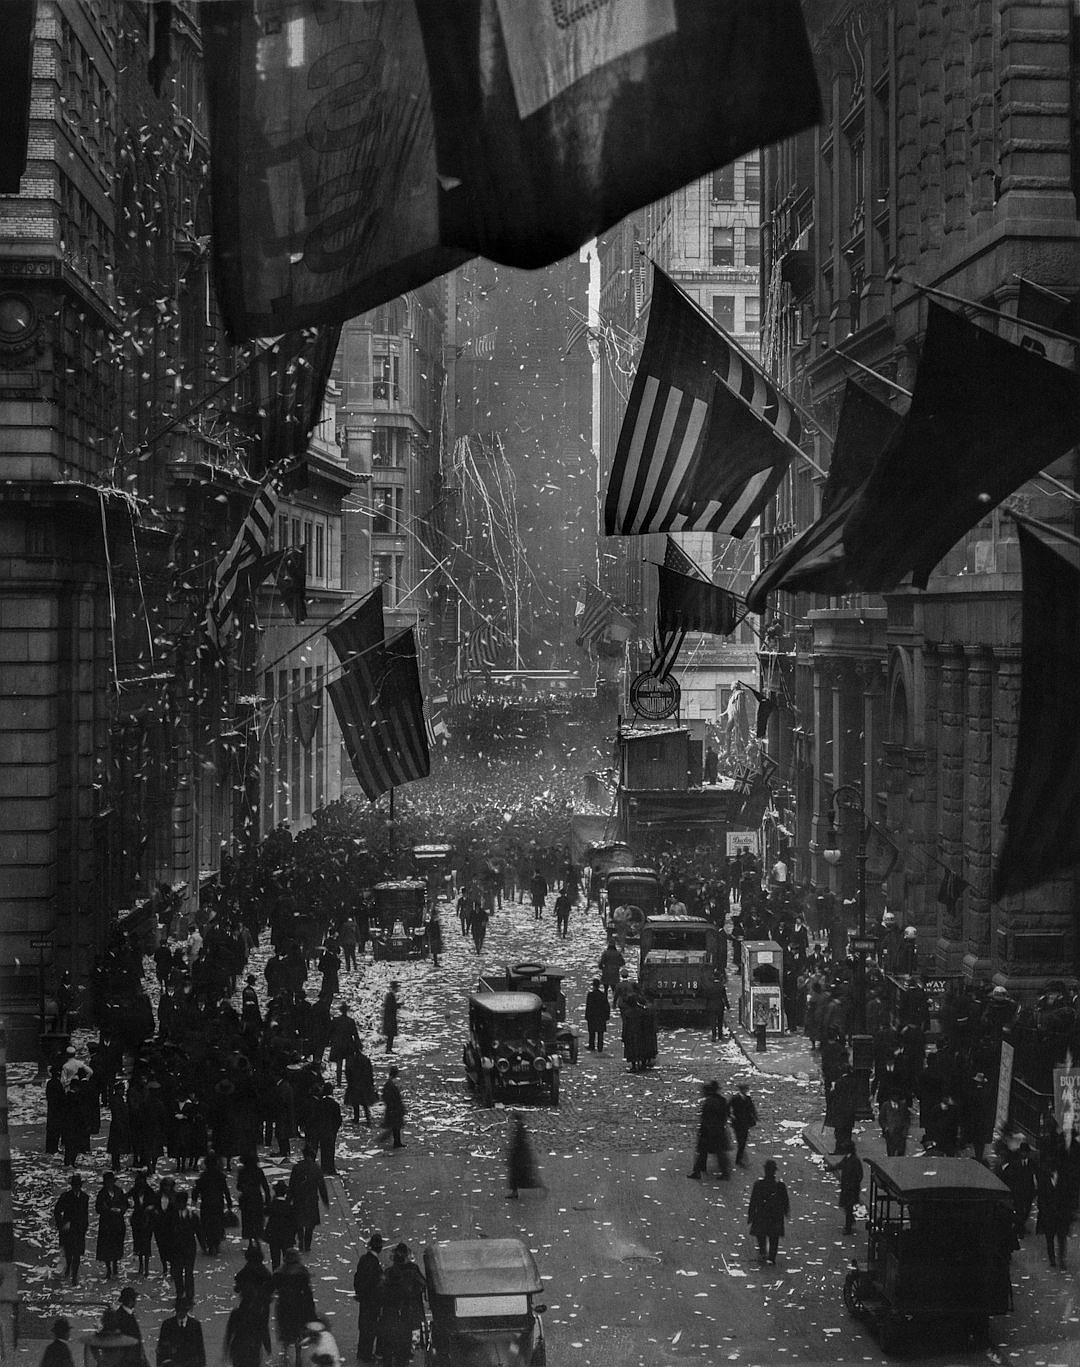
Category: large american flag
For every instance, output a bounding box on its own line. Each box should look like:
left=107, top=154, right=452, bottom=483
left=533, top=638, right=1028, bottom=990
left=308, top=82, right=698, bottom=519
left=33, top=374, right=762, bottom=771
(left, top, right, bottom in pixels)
left=648, top=537, right=703, bottom=681
left=604, top=266, right=798, bottom=538
left=204, top=476, right=280, bottom=649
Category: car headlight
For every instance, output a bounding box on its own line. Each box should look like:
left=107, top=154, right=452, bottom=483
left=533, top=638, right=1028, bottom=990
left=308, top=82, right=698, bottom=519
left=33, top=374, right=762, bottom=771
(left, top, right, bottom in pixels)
left=533, top=1056, right=547, bottom=1072
left=496, top=1057, right=511, bottom=1074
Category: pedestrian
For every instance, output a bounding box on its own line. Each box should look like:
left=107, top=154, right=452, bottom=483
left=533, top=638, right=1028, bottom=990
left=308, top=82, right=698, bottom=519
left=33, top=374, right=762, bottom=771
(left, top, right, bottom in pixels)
left=152, top=1176, right=178, bottom=1278
left=129, top=1171, right=156, bottom=1279
left=1000, top=1141, right=1037, bottom=1239
left=272, top=1075, right=296, bottom=1160
left=554, top=890, right=571, bottom=938
left=584, top=979, right=610, bottom=1052
left=879, top=1093, right=910, bottom=1157
left=95, top=1170, right=129, bottom=1278
left=53, top=1173, right=89, bottom=1284
left=344, top=1043, right=375, bottom=1127
left=236, top=1153, right=272, bottom=1243
left=114, top=1286, right=143, bottom=1350
left=1037, top=1159, right=1073, bottom=1269
left=729, top=1081, right=758, bottom=1167
left=598, top=939, right=625, bottom=1000
left=271, top=1249, right=316, bottom=1360
left=224, top=1292, right=271, bottom=1367
left=307, top=1084, right=342, bottom=1176
left=425, top=909, right=443, bottom=967
left=506, top=1113, right=544, bottom=1199
left=352, top=1233, right=385, bottom=1365
left=106, top=1083, right=132, bottom=1172
left=264, top=1182, right=297, bottom=1272
left=381, top=983, right=400, bottom=1055
left=530, top=871, right=548, bottom=920
left=830, top=1066, right=858, bottom=1153
left=240, top=976, right=262, bottom=1031
left=338, top=917, right=359, bottom=972
left=687, top=1081, right=731, bottom=1180
left=379, top=1067, right=406, bottom=1150
left=233, top=1244, right=273, bottom=1310
left=825, top=1141, right=864, bottom=1235
left=376, top=1243, right=426, bottom=1367
left=192, top=1152, right=232, bottom=1256
left=45, top=1064, right=65, bottom=1155
left=327, top=1004, right=360, bottom=1086
left=469, top=902, right=489, bottom=954
left=703, top=968, right=728, bottom=1042
left=287, top=1146, right=329, bottom=1253
left=747, top=1159, right=790, bottom=1265
left=40, top=1317, right=74, bottom=1367
left=156, top=1297, right=205, bottom=1367
left=164, top=1192, right=199, bottom=1304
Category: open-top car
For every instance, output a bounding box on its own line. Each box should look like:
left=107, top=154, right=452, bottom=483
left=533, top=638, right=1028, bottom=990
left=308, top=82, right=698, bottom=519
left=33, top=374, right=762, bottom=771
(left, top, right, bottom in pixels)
left=476, top=963, right=579, bottom=1063
left=463, top=992, right=561, bottom=1106
left=423, top=1237, right=547, bottom=1366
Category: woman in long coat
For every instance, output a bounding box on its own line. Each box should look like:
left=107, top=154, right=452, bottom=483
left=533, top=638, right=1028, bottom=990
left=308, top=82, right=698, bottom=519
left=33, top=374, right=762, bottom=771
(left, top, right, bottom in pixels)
left=193, top=1151, right=233, bottom=1256
left=224, top=1293, right=271, bottom=1367
left=236, top=1153, right=272, bottom=1243
left=106, top=1084, right=131, bottom=1172
left=747, top=1158, right=791, bottom=1265
left=94, top=1170, right=128, bottom=1277
left=344, top=1043, right=376, bottom=1126
left=129, top=1169, right=156, bottom=1278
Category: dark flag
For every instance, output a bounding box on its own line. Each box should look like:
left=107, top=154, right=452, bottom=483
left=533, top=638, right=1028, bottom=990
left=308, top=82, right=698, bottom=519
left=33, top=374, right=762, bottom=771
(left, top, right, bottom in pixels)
left=745, top=381, right=901, bottom=615
left=842, top=303, right=1080, bottom=592
left=230, top=326, right=342, bottom=475
left=416, top=0, right=820, bottom=269
left=604, top=268, right=799, bottom=536
left=1015, top=277, right=1080, bottom=346
left=202, top=0, right=469, bottom=341
left=293, top=687, right=321, bottom=749
left=328, top=628, right=430, bottom=801
left=0, top=0, right=36, bottom=194
left=328, top=585, right=385, bottom=667
left=657, top=566, right=741, bottom=638
left=649, top=537, right=703, bottom=682
left=994, top=519, right=1080, bottom=898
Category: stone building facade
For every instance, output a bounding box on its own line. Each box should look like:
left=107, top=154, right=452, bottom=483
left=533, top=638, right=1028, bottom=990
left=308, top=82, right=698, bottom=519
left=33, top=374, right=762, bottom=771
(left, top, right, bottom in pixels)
left=758, top=0, right=1080, bottom=988
left=597, top=161, right=765, bottom=722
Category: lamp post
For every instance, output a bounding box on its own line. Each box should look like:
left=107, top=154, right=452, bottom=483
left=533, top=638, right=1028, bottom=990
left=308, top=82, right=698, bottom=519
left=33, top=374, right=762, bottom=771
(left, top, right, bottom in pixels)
left=822, top=782, right=873, bottom=1119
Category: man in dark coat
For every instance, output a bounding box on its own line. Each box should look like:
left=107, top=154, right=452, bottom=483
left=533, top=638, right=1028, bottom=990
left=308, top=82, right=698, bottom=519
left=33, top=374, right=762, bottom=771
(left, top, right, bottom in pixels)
left=598, top=940, right=625, bottom=1000
left=554, top=890, right=572, bottom=938
left=264, top=1181, right=297, bottom=1271
left=270, top=1249, right=316, bottom=1354
left=287, top=1146, right=328, bottom=1252
left=825, top=1141, right=864, bottom=1235
left=272, top=1075, right=296, bottom=1159
left=53, top=1173, right=90, bottom=1284
left=530, top=871, right=548, bottom=920
left=380, top=1068, right=406, bottom=1149
left=729, top=1081, right=758, bottom=1167
left=688, top=1081, right=730, bottom=1180
left=747, top=1158, right=791, bottom=1264
left=830, top=1066, right=858, bottom=1153
left=584, top=979, right=610, bottom=1052
left=352, top=1233, right=385, bottom=1365
left=1037, top=1159, right=1073, bottom=1269
left=156, top=1297, right=205, bottom=1367
left=327, top=1004, right=360, bottom=1085
left=381, top=984, right=400, bottom=1055
left=306, top=1084, right=342, bottom=1176
left=1000, top=1141, right=1037, bottom=1239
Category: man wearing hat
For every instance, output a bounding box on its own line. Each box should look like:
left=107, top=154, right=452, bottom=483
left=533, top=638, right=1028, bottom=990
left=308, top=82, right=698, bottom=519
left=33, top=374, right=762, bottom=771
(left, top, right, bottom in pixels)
left=352, top=1234, right=385, bottom=1364
left=584, top=978, right=610, bottom=1052
left=52, top=1173, right=89, bottom=1284
left=747, top=1159, right=791, bottom=1265
left=156, top=1297, right=205, bottom=1367
left=687, top=1081, right=731, bottom=1180
left=729, top=1081, right=758, bottom=1167
left=41, top=1317, right=73, bottom=1367
left=115, top=1287, right=143, bottom=1349
left=377, top=1244, right=426, bottom=1367
left=876, top=911, right=901, bottom=975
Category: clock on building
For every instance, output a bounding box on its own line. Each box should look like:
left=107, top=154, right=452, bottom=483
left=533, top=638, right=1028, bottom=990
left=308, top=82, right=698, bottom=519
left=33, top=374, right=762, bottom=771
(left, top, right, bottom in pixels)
left=629, top=671, right=680, bottom=720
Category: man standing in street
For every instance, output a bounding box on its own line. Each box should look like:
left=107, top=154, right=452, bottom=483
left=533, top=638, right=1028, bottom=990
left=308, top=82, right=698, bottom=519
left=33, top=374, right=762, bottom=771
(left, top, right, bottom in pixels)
left=352, top=1233, right=384, bottom=1365
left=730, top=1081, right=758, bottom=1167
left=554, top=889, right=571, bottom=938
left=584, top=979, right=610, bottom=1052
left=747, top=1159, right=791, bottom=1265
left=825, top=1140, right=864, bottom=1235
left=287, top=1146, right=328, bottom=1253
left=687, top=1081, right=731, bottom=1180
left=381, top=983, right=400, bottom=1055
left=530, top=870, right=548, bottom=920
left=380, top=1067, right=406, bottom=1150
left=156, top=1297, right=205, bottom=1367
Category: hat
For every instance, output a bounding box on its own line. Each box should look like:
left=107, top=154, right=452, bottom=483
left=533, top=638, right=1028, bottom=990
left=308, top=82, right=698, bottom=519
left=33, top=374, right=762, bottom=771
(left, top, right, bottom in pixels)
left=283, top=1248, right=302, bottom=1263
left=52, top=1318, right=71, bottom=1341
left=991, top=985, right=1009, bottom=1000
left=701, top=1080, right=720, bottom=1095
left=367, top=1233, right=385, bottom=1252
left=881, top=911, right=897, bottom=926
left=903, top=926, right=917, bottom=940
left=174, top=1296, right=192, bottom=1313
left=119, top=1288, right=137, bottom=1306
left=973, top=1072, right=988, bottom=1084
left=736, top=1081, right=750, bottom=1092
left=65, top=1046, right=76, bottom=1056
left=392, top=1242, right=411, bottom=1262
left=763, top=1159, right=778, bottom=1174
left=273, top=1180, right=288, bottom=1196
left=304, top=1322, right=325, bottom=1336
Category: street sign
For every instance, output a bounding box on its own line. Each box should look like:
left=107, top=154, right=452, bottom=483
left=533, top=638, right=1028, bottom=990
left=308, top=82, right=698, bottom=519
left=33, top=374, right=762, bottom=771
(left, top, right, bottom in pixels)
left=29, top=938, right=52, bottom=949
left=850, top=937, right=877, bottom=953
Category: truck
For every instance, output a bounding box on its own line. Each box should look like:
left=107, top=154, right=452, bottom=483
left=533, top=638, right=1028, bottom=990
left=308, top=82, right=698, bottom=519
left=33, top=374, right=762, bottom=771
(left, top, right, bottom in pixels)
left=638, top=915, right=722, bottom=1020
left=604, top=867, right=663, bottom=944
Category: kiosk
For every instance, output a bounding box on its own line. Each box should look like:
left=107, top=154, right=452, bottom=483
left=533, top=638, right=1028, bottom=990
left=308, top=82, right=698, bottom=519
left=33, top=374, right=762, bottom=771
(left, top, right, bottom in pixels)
left=740, top=940, right=785, bottom=1034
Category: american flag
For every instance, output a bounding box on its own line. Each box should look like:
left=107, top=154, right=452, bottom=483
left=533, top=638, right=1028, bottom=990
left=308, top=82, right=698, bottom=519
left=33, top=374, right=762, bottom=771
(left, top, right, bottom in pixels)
left=447, top=677, right=475, bottom=707
left=204, top=476, right=280, bottom=649
left=604, top=266, right=797, bottom=538
left=648, top=537, right=704, bottom=681
left=466, top=622, right=505, bottom=673
left=574, top=583, right=629, bottom=652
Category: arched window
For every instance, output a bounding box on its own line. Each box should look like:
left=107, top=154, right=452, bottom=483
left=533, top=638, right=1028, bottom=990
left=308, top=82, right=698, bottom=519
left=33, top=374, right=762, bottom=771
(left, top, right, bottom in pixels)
left=888, top=675, right=909, bottom=747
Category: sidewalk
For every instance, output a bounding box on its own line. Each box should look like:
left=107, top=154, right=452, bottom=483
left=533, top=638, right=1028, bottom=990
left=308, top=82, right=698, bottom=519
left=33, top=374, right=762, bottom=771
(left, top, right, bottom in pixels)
left=729, top=1022, right=819, bottom=1078
left=802, top=1115, right=890, bottom=1166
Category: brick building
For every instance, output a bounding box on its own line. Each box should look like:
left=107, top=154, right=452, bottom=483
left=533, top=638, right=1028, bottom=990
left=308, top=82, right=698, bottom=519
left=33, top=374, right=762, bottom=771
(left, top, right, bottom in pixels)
left=758, top=0, right=1080, bottom=989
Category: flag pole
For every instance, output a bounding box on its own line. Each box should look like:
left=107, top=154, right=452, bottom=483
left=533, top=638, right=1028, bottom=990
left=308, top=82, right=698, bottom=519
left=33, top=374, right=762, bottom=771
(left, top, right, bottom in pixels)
left=890, top=269, right=1080, bottom=349
left=652, top=257, right=833, bottom=468
left=819, top=347, right=913, bottom=399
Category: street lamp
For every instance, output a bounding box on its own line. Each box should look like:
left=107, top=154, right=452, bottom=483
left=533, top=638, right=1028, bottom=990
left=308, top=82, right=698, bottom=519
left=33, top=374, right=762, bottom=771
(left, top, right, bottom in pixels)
left=823, top=782, right=874, bottom=1119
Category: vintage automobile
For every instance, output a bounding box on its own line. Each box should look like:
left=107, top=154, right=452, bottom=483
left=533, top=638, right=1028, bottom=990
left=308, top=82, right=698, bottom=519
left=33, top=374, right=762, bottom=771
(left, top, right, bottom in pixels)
left=477, top=963, right=579, bottom=1063
left=371, top=879, right=428, bottom=961
left=585, top=841, right=636, bottom=909
left=604, top=867, right=663, bottom=944
left=412, top=843, right=454, bottom=903
left=843, top=1156, right=1014, bottom=1353
left=422, top=1237, right=547, bottom=1367
left=638, top=915, right=722, bottom=1019
left=463, top=992, right=561, bottom=1106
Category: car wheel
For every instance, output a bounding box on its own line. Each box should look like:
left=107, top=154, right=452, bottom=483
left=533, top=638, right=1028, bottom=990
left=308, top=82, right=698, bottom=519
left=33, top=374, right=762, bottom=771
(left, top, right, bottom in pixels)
left=842, top=1269, right=868, bottom=1319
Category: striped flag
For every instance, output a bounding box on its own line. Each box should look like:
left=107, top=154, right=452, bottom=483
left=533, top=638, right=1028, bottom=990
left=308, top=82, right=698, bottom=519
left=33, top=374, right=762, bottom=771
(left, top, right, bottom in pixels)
left=328, top=585, right=385, bottom=668
left=447, top=676, right=474, bottom=707
left=657, top=565, right=741, bottom=639
left=230, top=325, right=342, bottom=472
left=204, top=477, right=280, bottom=648
left=466, top=622, right=505, bottom=673
left=604, top=267, right=798, bottom=538
left=564, top=317, right=591, bottom=357
left=328, top=627, right=430, bottom=802
left=575, top=584, right=633, bottom=653
left=649, top=537, right=704, bottom=681
left=425, top=709, right=449, bottom=747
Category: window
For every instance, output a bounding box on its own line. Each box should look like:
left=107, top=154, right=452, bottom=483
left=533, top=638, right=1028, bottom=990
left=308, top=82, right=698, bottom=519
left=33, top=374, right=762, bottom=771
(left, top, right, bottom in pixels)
left=743, top=229, right=761, bottom=269
left=277, top=514, right=288, bottom=551
left=711, top=295, right=735, bottom=331
left=372, top=352, right=400, bottom=401
left=291, top=517, right=301, bottom=548
left=711, top=227, right=734, bottom=268
left=315, top=524, right=325, bottom=580
left=303, top=520, right=314, bottom=575
left=711, top=166, right=735, bottom=200
left=372, top=553, right=404, bottom=604
left=743, top=158, right=761, bottom=203
left=371, top=428, right=402, bottom=467
left=372, top=485, right=403, bottom=534
left=744, top=296, right=761, bottom=332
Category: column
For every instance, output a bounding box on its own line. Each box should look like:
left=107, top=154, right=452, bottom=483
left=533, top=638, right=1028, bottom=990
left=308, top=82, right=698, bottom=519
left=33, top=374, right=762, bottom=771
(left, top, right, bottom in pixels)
left=998, top=0, right=1075, bottom=221
left=941, top=0, right=971, bottom=236
left=810, top=659, right=832, bottom=886
left=894, top=0, right=921, bottom=271
left=962, top=648, right=993, bottom=976
left=992, top=648, right=1022, bottom=980
left=916, top=0, right=945, bottom=256
left=937, top=645, right=965, bottom=964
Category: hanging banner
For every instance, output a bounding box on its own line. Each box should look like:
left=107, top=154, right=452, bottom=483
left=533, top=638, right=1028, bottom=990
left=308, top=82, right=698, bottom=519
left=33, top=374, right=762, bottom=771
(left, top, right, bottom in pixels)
left=1053, top=1065, right=1080, bottom=1133
left=994, top=1040, right=1015, bottom=1139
